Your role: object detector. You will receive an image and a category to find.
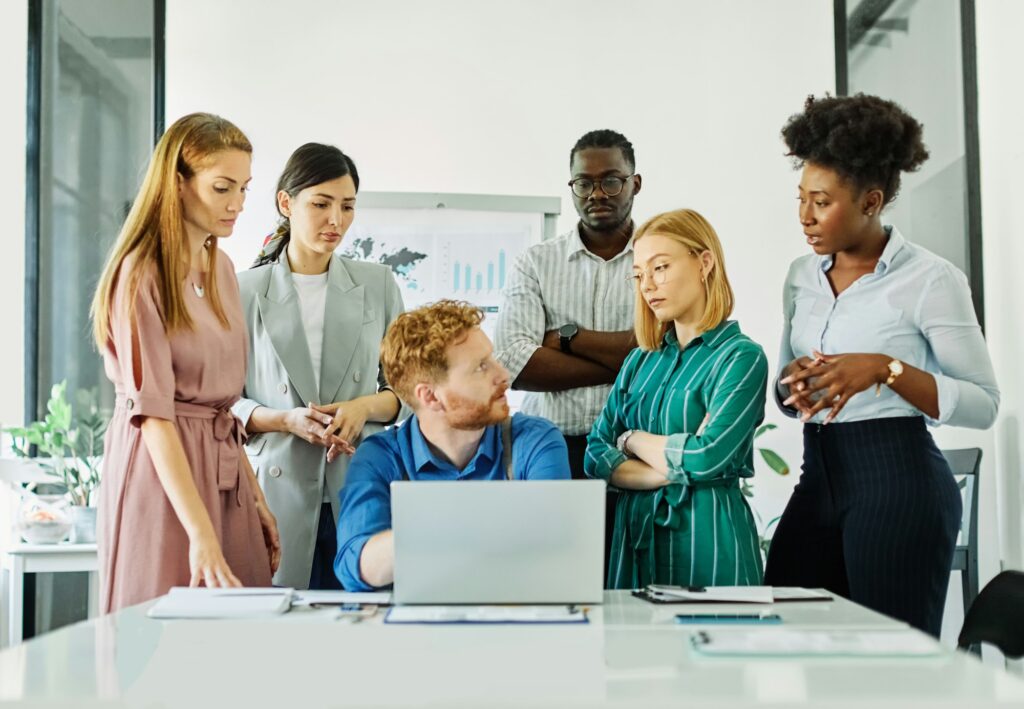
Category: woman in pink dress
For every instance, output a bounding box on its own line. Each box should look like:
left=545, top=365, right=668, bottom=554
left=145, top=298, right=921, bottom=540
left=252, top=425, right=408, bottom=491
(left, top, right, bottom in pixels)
left=90, top=113, right=280, bottom=612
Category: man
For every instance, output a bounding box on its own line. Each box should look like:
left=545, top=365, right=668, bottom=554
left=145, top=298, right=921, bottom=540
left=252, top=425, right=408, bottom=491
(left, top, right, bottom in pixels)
left=495, top=130, right=640, bottom=569
left=334, top=300, right=570, bottom=591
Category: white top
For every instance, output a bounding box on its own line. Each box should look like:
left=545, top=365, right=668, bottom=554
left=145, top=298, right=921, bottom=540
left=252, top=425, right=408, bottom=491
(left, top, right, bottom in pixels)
left=777, top=226, right=999, bottom=428
left=290, top=271, right=329, bottom=388
left=494, top=226, right=636, bottom=436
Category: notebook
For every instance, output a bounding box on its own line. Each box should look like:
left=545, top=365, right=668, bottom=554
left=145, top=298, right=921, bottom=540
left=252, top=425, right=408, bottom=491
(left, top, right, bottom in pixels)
left=147, top=587, right=294, bottom=619
left=384, top=605, right=588, bottom=624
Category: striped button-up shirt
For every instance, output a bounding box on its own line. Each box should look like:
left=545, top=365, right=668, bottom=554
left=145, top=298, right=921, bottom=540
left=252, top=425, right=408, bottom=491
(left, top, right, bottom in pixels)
left=585, top=321, right=767, bottom=589
left=494, top=225, right=636, bottom=436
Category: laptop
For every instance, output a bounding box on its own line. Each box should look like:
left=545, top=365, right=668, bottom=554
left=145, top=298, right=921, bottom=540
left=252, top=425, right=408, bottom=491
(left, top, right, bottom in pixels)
left=391, top=479, right=605, bottom=605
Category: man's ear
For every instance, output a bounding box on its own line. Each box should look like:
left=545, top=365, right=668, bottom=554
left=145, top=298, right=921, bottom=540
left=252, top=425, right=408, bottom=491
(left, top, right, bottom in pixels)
left=631, top=173, right=642, bottom=195
left=414, top=382, right=445, bottom=413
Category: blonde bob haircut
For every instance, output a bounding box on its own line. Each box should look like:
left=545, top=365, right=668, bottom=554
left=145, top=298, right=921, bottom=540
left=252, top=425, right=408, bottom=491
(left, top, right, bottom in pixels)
left=633, top=208, right=734, bottom=351
left=91, top=112, right=252, bottom=350
left=381, top=300, right=484, bottom=407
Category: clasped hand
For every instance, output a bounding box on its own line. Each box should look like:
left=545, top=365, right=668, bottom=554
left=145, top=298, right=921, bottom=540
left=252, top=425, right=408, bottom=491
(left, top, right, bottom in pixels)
left=284, top=400, right=368, bottom=462
left=780, top=350, right=889, bottom=424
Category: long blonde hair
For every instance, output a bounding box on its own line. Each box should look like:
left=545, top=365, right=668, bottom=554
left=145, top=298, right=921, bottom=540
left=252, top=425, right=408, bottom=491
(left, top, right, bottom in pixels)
left=633, top=209, right=735, bottom=351
left=90, top=112, right=252, bottom=349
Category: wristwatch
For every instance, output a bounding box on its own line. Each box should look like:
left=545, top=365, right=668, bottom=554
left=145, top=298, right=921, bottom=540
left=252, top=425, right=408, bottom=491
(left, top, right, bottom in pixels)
left=616, top=429, right=636, bottom=456
left=875, top=358, right=904, bottom=396
left=558, top=323, right=579, bottom=353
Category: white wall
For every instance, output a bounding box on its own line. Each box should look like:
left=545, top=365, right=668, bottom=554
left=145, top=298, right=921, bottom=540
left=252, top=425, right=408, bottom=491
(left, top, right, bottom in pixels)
left=0, top=3, right=27, bottom=439
left=977, top=0, right=1024, bottom=574
left=166, top=0, right=834, bottom=526
left=0, top=0, right=27, bottom=643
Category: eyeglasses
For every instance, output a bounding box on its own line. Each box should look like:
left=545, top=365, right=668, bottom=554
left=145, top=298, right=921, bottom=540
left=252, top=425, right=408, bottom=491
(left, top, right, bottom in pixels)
left=568, top=174, right=635, bottom=199
left=627, top=262, right=674, bottom=287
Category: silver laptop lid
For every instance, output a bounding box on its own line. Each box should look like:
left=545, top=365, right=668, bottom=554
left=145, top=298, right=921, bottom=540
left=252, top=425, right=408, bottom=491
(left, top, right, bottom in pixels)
left=391, top=480, right=605, bottom=605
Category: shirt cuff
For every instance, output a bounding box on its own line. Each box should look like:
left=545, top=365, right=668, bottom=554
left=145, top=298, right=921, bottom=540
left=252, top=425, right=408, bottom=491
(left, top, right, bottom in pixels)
left=585, top=445, right=627, bottom=482
left=663, top=432, right=693, bottom=484
left=126, top=392, right=176, bottom=428
left=496, top=341, right=541, bottom=382
left=231, top=397, right=262, bottom=428
left=773, top=376, right=800, bottom=418
left=337, top=535, right=374, bottom=591
left=929, top=372, right=962, bottom=426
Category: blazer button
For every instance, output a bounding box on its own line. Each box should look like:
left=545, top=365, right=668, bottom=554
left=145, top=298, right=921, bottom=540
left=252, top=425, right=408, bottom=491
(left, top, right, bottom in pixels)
left=268, top=466, right=282, bottom=478
left=353, top=372, right=362, bottom=383
left=279, top=383, right=288, bottom=395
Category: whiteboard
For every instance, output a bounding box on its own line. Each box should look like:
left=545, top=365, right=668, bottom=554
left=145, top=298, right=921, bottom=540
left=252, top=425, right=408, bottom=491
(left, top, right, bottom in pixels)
left=343, top=192, right=561, bottom=411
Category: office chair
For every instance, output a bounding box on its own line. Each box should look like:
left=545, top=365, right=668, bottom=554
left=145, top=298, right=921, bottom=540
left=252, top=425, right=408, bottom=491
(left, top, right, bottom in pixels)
left=957, top=570, right=1024, bottom=659
left=942, top=448, right=981, bottom=617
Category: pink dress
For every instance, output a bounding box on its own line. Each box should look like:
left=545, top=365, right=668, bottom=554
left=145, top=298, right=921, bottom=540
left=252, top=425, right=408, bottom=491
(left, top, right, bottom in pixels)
left=98, top=249, right=272, bottom=613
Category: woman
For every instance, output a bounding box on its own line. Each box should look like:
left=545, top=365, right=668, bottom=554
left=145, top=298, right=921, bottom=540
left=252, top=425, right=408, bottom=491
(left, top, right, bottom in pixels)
left=91, top=113, right=280, bottom=613
left=764, top=94, right=1000, bottom=637
left=585, top=209, right=767, bottom=589
left=233, top=143, right=404, bottom=590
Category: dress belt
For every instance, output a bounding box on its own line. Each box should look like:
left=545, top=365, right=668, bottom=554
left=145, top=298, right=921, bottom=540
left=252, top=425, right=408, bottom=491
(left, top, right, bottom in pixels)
left=628, top=477, right=737, bottom=588
left=116, top=396, right=246, bottom=503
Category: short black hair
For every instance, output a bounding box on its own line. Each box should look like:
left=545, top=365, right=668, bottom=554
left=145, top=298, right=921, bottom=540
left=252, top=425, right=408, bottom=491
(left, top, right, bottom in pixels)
left=782, top=94, right=928, bottom=205
left=570, top=129, right=635, bottom=172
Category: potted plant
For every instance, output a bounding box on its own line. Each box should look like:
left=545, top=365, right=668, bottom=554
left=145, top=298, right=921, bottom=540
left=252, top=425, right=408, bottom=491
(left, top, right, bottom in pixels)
left=741, top=423, right=791, bottom=559
left=3, top=381, right=107, bottom=544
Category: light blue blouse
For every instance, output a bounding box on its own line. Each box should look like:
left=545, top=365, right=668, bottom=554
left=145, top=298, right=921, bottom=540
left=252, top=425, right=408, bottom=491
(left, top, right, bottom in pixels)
left=776, top=226, right=999, bottom=428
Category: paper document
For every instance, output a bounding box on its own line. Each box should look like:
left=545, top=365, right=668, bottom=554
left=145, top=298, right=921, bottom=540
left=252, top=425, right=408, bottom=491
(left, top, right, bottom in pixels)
left=770, top=587, right=834, bottom=602
left=691, top=628, right=942, bottom=657
left=147, top=587, right=294, bottom=619
left=384, top=605, right=588, bottom=624
left=647, top=585, right=775, bottom=603
left=292, top=590, right=393, bottom=607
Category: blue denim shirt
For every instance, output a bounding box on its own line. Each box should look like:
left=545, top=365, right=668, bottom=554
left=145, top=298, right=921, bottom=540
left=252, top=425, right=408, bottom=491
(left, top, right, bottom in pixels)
left=334, top=413, right=570, bottom=590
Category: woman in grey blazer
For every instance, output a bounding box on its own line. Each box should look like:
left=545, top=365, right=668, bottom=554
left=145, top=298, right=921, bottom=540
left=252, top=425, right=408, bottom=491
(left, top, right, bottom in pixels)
left=233, top=144, right=404, bottom=589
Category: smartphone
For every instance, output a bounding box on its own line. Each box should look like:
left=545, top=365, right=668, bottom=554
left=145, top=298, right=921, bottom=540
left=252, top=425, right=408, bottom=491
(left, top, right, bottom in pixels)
left=675, top=612, right=782, bottom=625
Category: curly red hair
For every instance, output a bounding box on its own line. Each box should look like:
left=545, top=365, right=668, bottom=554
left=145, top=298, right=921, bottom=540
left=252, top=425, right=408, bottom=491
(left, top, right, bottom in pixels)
left=381, top=300, right=484, bottom=406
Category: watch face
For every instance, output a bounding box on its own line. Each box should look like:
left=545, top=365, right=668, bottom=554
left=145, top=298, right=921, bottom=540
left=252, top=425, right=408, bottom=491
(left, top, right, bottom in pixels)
left=889, top=360, right=904, bottom=375
left=559, top=324, right=578, bottom=338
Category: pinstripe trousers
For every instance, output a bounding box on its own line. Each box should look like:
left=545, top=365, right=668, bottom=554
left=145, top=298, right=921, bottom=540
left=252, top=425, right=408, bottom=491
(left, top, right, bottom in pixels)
left=764, top=417, right=961, bottom=637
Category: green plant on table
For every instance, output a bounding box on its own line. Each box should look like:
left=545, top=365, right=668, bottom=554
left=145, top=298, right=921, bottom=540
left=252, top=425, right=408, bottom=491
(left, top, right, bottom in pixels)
left=741, top=423, right=791, bottom=557
left=3, top=381, right=107, bottom=506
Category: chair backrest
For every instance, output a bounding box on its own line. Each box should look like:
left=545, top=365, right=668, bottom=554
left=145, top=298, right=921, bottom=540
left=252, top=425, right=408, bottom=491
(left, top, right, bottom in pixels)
left=958, top=570, right=1024, bottom=658
left=941, top=448, right=981, bottom=549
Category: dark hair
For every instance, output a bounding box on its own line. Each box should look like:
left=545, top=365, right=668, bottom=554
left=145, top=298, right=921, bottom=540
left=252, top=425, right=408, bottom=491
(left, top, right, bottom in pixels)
left=251, top=142, right=360, bottom=268
left=570, top=129, right=636, bottom=172
left=781, top=94, right=928, bottom=206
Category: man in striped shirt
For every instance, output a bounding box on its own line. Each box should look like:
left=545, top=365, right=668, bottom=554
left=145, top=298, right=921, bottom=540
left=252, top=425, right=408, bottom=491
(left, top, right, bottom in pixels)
left=495, top=130, right=641, bottom=568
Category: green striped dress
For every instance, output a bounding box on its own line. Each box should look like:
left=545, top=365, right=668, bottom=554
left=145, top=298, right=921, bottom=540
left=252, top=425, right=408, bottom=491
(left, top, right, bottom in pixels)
left=585, top=320, right=768, bottom=589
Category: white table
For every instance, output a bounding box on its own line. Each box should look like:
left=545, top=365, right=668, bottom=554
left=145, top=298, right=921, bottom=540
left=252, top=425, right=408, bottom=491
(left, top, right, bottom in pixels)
left=1, top=543, right=98, bottom=648
left=0, top=591, right=1022, bottom=707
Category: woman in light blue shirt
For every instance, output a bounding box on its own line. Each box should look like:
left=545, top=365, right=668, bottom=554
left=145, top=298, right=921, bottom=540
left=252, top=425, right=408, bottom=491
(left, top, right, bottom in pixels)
left=764, top=95, right=999, bottom=637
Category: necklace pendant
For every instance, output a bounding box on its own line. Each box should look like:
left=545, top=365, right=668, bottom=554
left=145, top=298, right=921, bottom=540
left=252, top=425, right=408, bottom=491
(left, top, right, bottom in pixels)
left=193, top=282, right=205, bottom=298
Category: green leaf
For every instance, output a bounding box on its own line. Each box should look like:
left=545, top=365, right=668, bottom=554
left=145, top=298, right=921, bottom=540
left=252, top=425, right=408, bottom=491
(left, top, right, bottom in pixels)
left=758, top=447, right=790, bottom=476
left=754, top=423, right=777, bottom=438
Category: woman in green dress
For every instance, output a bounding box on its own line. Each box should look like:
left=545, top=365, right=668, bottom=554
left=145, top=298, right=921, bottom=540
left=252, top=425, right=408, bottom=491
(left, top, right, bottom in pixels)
left=585, top=208, right=767, bottom=589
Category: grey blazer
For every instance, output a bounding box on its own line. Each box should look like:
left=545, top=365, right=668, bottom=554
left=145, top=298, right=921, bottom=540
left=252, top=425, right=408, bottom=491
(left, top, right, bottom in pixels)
left=232, top=253, right=404, bottom=588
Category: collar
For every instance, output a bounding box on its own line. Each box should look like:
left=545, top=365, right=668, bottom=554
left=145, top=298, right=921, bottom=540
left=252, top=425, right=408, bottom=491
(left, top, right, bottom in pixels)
left=566, top=223, right=635, bottom=262
left=267, top=252, right=358, bottom=302
left=817, top=225, right=905, bottom=275
left=407, top=415, right=498, bottom=474
left=663, top=319, right=740, bottom=351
